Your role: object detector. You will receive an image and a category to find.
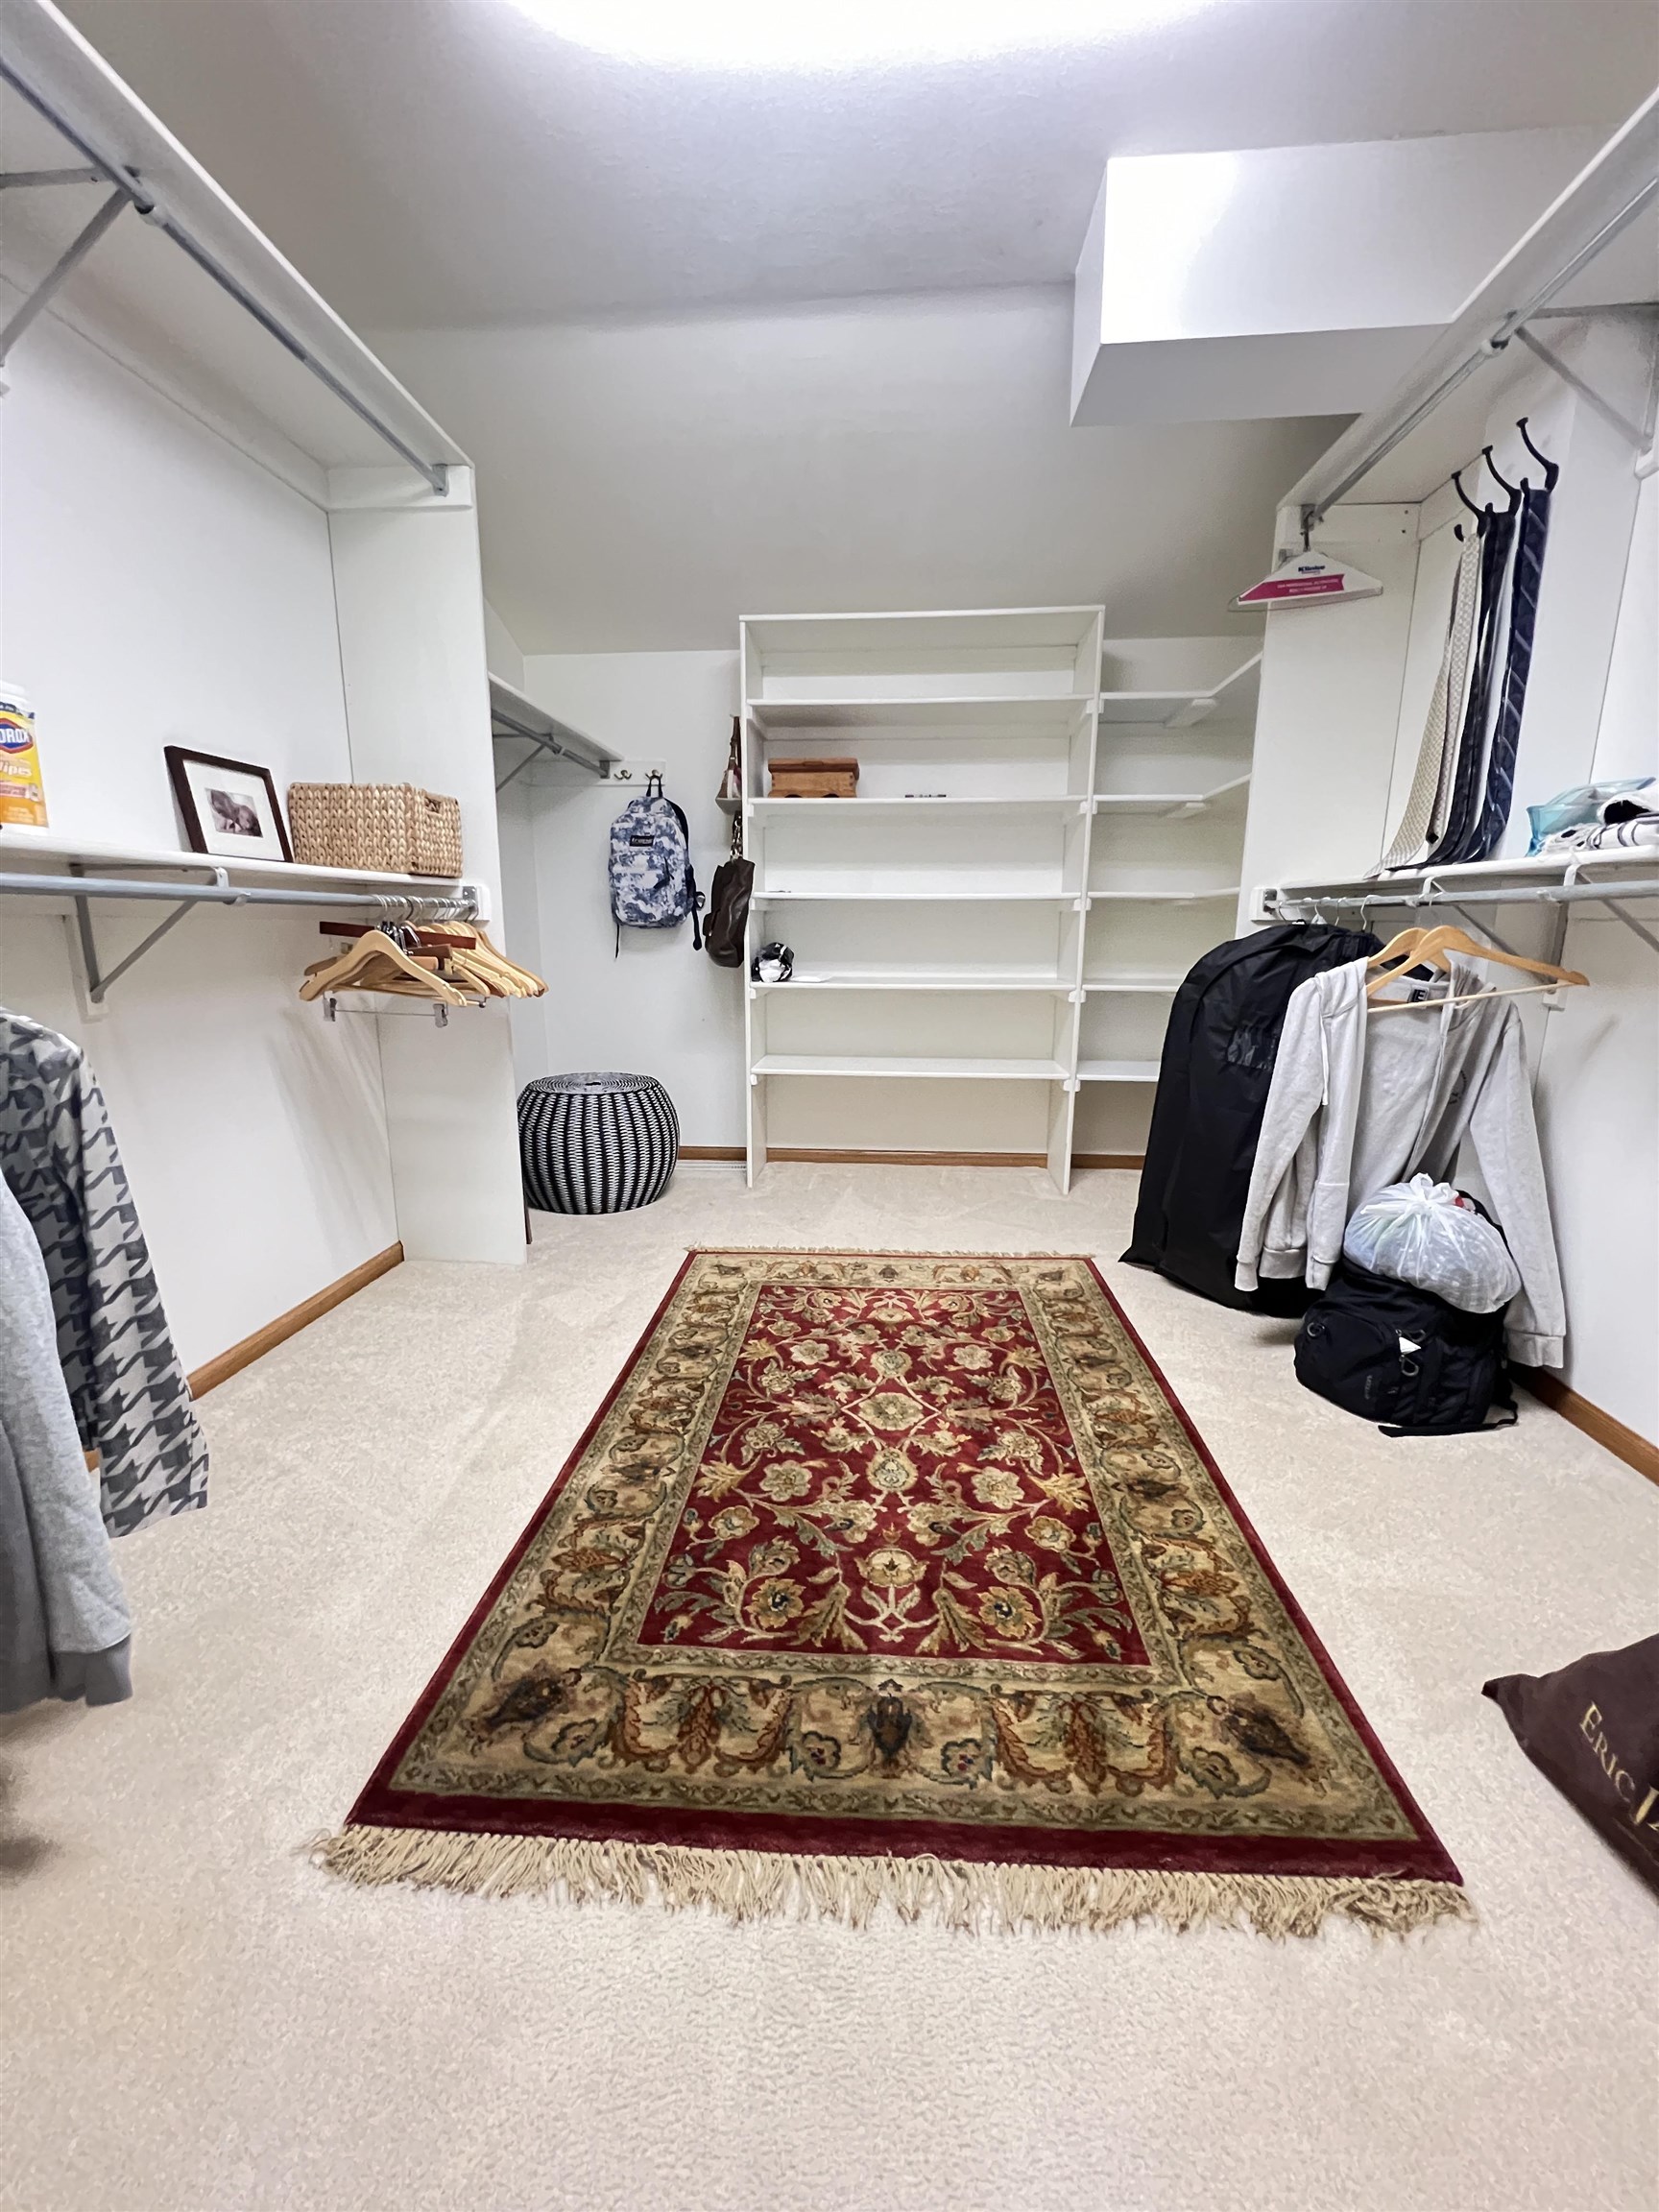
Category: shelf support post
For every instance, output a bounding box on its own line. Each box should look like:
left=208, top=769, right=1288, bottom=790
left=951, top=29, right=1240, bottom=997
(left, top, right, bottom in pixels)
left=0, top=185, right=130, bottom=371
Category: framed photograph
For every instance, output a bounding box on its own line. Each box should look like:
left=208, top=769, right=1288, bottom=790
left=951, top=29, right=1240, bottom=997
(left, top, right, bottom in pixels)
left=164, top=747, right=293, bottom=863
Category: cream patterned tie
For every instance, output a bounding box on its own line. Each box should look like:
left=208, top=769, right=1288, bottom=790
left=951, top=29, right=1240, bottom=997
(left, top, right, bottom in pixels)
left=1377, top=528, right=1483, bottom=871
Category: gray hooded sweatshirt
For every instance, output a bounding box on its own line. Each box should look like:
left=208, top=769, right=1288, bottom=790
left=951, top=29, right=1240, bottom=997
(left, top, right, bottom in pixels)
left=1235, top=954, right=1565, bottom=1366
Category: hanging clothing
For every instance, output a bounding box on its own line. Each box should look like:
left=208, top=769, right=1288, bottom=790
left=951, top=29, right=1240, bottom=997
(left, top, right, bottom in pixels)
left=0, top=1010, right=207, bottom=1537
left=1122, top=922, right=1380, bottom=1311
left=1234, top=955, right=1564, bottom=1367
left=0, top=1175, right=132, bottom=1712
left=1377, top=527, right=1483, bottom=871
left=1425, top=502, right=1518, bottom=867
left=1457, top=478, right=1552, bottom=863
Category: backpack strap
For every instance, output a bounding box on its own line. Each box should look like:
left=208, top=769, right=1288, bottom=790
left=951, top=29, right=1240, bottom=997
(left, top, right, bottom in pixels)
left=666, top=800, right=703, bottom=951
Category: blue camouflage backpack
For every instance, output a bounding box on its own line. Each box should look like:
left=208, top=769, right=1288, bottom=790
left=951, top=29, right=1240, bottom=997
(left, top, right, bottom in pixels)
left=608, top=773, right=703, bottom=955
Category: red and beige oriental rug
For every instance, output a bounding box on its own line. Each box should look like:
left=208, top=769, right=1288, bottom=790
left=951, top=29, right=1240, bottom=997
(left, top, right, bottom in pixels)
left=318, top=1251, right=1467, bottom=1936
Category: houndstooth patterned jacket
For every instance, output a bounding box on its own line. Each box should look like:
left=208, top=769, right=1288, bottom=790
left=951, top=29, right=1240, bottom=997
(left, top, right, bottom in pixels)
left=0, top=1011, right=207, bottom=1537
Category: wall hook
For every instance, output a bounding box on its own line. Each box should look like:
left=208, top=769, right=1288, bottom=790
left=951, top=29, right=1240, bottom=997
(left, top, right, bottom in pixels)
left=1516, top=415, right=1561, bottom=492
left=1482, top=444, right=1524, bottom=503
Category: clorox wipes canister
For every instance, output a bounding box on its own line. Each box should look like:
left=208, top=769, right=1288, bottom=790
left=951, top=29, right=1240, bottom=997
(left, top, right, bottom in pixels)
left=0, top=682, right=47, bottom=826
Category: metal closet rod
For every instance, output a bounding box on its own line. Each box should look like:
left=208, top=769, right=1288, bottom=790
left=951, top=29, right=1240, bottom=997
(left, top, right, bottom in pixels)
left=1305, top=174, right=1659, bottom=527
left=0, top=868, right=479, bottom=914
left=0, top=55, right=451, bottom=497
left=1266, top=877, right=1659, bottom=915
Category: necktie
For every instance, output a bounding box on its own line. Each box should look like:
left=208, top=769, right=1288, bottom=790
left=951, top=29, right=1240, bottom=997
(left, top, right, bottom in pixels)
left=1459, top=482, right=1551, bottom=863
left=1377, top=528, right=1482, bottom=871
left=1426, top=503, right=1516, bottom=867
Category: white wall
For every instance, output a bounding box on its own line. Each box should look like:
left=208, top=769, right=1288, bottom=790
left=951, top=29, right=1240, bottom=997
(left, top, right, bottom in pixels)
left=507, top=650, right=745, bottom=1146
left=0, top=310, right=399, bottom=1368
left=376, top=292, right=1339, bottom=654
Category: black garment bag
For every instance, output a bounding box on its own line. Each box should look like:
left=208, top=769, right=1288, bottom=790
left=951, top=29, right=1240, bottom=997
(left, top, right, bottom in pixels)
left=1122, top=923, right=1378, bottom=1311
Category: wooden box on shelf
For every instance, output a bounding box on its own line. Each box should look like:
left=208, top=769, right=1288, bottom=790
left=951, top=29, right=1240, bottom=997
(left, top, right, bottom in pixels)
left=768, top=757, right=859, bottom=799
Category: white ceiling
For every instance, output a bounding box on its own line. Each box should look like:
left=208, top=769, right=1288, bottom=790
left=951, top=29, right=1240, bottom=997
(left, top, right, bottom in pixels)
left=51, top=0, right=1659, bottom=653
left=61, top=0, right=1659, bottom=326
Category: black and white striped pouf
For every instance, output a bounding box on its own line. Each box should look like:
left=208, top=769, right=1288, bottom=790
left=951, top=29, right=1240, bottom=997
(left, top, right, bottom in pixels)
left=517, top=1071, right=680, bottom=1214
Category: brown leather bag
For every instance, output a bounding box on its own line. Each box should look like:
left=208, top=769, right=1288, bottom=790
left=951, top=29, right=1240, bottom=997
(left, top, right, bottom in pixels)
left=1484, top=1635, right=1659, bottom=1893
left=704, top=854, right=754, bottom=968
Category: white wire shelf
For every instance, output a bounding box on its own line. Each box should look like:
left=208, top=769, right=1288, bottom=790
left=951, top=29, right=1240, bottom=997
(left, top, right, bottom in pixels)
left=753, top=1053, right=1070, bottom=1082
left=1075, top=1059, right=1162, bottom=1083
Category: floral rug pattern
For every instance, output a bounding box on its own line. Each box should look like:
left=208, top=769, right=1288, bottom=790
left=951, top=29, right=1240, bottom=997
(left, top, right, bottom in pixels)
left=343, top=1252, right=1459, bottom=1892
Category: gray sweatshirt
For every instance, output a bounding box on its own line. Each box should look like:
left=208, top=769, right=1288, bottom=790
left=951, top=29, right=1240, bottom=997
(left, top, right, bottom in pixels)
left=0, top=1175, right=132, bottom=1711
left=1235, top=955, right=1565, bottom=1366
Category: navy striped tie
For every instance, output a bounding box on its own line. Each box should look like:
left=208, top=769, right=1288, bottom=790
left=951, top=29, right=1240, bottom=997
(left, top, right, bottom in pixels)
left=1460, top=482, right=1551, bottom=862
left=1425, top=505, right=1515, bottom=867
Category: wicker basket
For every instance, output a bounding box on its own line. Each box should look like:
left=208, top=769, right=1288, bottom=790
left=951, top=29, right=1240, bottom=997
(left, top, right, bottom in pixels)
left=287, top=783, right=463, bottom=878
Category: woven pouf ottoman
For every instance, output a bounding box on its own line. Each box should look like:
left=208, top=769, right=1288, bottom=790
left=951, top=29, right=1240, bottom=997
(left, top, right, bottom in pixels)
left=517, top=1071, right=680, bottom=1214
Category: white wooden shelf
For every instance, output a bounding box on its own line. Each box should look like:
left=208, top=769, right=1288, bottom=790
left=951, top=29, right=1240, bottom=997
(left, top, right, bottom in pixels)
left=1086, top=886, right=1240, bottom=904
left=754, top=887, right=1084, bottom=904
left=750, top=975, right=1073, bottom=994
left=0, top=825, right=469, bottom=898
left=1096, top=691, right=1217, bottom=728
left=754, top=1053, right=1070, bottom=1081
left=1092, top=776, right=1250, bottom=817
left=1095, top=654, right=1261, bottom=729
left=1076, top=1059, right=1162, bottom=1083
left=750, top=695, right=1092, bottom=732
left=748, top=795, right=1087, bottom=813
left=1081, top=975, right=1184, bottom=994
left=489, top=677, right=616, bottom=778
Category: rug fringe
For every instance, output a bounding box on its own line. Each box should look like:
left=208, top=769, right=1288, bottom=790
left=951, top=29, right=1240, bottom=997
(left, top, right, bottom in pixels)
left=310, top=1825, right=1471, bottom=1939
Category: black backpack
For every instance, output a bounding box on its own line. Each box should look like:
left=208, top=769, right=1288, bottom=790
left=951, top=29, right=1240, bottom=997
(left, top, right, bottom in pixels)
left=1294, top=1260, right=1517, bottom=1438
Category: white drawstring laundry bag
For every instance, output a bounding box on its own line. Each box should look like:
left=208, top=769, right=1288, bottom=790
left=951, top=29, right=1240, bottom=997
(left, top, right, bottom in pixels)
left=1342, top=1174, right=1522, bottom=1314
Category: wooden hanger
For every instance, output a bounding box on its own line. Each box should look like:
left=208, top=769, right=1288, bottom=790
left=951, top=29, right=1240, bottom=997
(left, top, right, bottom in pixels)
left=1366, top=926, right=1441, bottom=974
left=299, top=928, right=471, bottom=1006
left=1366, top=922, right=1586, bottom=1003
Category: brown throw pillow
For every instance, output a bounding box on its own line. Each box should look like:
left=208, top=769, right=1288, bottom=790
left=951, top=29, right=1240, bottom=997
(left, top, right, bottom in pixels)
left=1484, top=1636, right=1659, bottom=1895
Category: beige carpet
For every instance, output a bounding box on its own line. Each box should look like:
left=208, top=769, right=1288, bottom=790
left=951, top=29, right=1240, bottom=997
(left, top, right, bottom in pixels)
left=3, top=1163, right=1655, bottom=2212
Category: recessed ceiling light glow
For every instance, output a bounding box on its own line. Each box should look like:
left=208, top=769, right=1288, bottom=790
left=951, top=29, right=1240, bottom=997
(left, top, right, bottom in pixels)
left=510, top=0, right=1211, bottom=69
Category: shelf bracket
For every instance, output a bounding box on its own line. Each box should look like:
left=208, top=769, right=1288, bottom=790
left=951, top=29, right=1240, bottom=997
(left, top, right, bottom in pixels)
left=0, top=185, right=130, bottom=373
left=0, top=166, right=103, bottom=189
left=1592, top=896, right=1659, bottom=957
left=1512, top=325, right=1650, bottom=450
left=70, top=867, right=218, bottom=1002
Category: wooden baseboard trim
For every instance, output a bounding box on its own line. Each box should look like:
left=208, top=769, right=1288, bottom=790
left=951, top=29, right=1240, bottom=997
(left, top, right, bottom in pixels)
left=1513, top=1367, right=1659, bottom=1487
left=768, top=1147, right=1049, bottom=1167
left=682, top=1147, right=1147, bottom=1171
left=187, top=1243, right=404, bottom=1400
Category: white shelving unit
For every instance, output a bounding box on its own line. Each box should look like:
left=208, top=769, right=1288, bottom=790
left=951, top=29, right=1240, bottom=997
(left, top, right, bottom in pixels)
left=740, top=609, right=1102, bottom=1189
left=737, top=613, right=1264, bottom=1189
left=1077, top=640, right=1258, bottom=1160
